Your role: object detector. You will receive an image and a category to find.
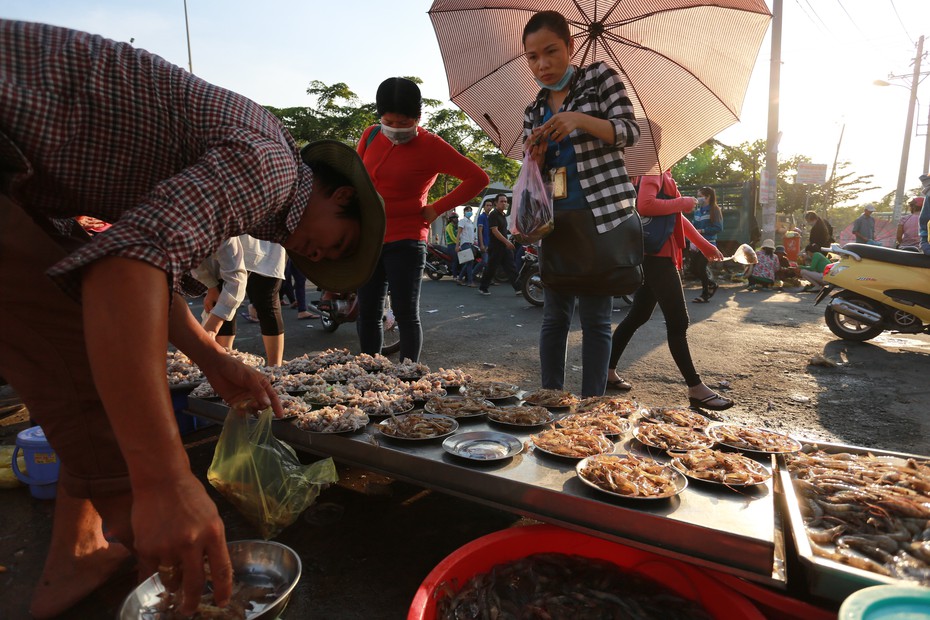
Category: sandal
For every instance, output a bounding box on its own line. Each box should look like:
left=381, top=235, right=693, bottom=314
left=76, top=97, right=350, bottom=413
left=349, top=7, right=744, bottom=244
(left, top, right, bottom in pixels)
left=606, top=377, right=633, bottom=391
left=692, top=296, right=709, bottom=303
left=296, top=311, right=320, bottom=320
left=689, top=393, right=734, bottom=411
left=706, top=281, right=718, bottom=299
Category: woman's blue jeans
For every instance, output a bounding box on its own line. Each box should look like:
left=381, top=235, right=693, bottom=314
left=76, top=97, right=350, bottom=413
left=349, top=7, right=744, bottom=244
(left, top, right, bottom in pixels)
left=357, top=239, right=426, bottom=361
left=539, top=289, right=613, bottom=397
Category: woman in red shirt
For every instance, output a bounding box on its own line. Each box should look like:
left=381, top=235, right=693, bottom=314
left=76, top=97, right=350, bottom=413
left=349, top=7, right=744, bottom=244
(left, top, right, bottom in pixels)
left=357, top=78, right=488, bottom=361
left=607, top=171, right=734, bottom=411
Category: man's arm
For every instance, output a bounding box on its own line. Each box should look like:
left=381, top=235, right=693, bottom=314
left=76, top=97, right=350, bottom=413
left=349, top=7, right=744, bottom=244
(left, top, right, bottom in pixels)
left=82, top=257, right=233, bottom=615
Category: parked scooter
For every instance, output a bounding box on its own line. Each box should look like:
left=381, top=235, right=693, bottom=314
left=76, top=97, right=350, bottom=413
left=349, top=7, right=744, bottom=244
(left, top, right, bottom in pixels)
left=815, top=243, right=930, bottom=341
left=313, top=290, right=401, bottom=355
left=519, top=244, right=544, bottom=306
left=425, top=243, right=456, bottom=280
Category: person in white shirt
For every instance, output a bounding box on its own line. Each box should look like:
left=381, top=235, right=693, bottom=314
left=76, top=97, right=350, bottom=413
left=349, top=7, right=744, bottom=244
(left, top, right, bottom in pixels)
left=190, top=237, right=248, bottom=342
left=231, top=235, right=287, bottom=365
left=456, top=207, right=479, bottom=286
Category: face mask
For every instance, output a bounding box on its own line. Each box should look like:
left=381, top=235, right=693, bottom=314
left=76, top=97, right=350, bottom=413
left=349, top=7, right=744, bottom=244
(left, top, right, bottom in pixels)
left=463, top=211, right=472, bottom=219
left=697, top=197, right=706, bottom=205
left=535, top=65, right=575, bottom=91
left=380, top=123, right=418, bottom=145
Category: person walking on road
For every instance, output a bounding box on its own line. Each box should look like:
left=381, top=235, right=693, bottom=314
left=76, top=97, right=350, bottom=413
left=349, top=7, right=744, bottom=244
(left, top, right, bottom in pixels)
left=456, top=206, right=478, bottom=286
left=478, top=194, right=521, bottom=296
left=690, top=186, right=722, bottom=303
left=607, top=171, right=732, bottom=411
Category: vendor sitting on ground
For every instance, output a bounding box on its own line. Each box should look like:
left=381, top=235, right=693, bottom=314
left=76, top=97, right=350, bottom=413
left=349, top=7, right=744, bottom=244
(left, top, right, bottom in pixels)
left=746, top=239, right=780, bottom=290
left=774, top=245, right=801, bottom=286
left=799, top=243, right=832, bottom=292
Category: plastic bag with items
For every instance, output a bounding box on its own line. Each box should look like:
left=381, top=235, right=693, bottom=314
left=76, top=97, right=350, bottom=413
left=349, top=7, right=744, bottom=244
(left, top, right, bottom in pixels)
left=208, top=403, right=337, bottom=539
left=509, top=152, right=554, bottom=244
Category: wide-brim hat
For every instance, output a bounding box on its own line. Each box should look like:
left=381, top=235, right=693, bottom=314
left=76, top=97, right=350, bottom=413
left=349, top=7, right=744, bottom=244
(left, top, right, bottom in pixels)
left=289, top=140, right=385, bottom=293
left=760, top=239, right=776, bottom=250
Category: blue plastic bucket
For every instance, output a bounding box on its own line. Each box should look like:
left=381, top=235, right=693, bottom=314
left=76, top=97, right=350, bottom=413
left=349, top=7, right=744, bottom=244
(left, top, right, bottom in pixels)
left=12, top=426, right=60, bottom=499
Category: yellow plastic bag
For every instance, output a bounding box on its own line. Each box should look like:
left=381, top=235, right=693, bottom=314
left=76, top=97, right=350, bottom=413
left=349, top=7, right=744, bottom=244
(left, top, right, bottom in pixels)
left=207, top=406, right=337, bottom=539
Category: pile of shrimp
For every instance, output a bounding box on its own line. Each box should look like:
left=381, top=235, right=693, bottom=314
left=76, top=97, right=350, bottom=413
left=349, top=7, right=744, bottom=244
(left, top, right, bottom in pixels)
left=787, top=446, right=930, bottom=584
left=579, top=454, right=680, bottom=498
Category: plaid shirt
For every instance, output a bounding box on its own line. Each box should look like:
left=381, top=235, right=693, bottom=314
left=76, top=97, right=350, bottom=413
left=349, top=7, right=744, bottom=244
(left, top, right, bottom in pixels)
left=0, top=20, right=312, bottom=299
left=523, top=62, right=640, bottom=234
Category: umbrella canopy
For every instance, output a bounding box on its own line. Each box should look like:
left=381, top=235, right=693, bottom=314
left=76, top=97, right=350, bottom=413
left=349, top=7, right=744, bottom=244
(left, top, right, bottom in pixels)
left=428, top=0, right=771, bottom=175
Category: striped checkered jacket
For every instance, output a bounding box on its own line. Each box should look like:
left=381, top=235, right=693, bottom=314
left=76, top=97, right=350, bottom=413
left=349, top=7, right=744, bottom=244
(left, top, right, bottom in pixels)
left=523, top=61, right=640, bottom=234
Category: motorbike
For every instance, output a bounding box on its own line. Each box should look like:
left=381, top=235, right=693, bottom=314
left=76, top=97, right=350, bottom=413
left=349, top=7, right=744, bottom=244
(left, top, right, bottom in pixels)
left=519, top=244, right=544, bottom=306
left=815, top=242, right=930, bottom=341
left=313, top=290, right=401, bottom=355
left=425, top=242, right=508, bottom=283
left=517, top=244, right=634, bottom=307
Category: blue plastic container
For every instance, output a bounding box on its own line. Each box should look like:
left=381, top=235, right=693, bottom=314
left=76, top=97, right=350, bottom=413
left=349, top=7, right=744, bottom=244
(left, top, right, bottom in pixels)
left=12, top=426, right=60, bottom=499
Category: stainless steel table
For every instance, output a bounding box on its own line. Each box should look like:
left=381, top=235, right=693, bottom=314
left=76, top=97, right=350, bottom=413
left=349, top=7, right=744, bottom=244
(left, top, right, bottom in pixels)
left=188, top=398, right=785, bottom=586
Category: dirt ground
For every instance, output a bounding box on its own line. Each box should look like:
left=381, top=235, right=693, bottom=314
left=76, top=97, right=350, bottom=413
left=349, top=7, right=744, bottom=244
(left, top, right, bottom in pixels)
left=1, top=271, right=928, bottom=619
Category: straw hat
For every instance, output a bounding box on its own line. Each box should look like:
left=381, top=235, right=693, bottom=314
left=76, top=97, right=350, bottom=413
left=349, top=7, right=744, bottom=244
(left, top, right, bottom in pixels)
left=289, top=140, right=385, bottom=293
left=760, top=239, right=775, bottom=250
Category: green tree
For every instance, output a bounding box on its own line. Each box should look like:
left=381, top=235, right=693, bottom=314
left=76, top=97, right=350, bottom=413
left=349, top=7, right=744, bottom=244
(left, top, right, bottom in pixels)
left=266, top=79, right=516, bottom=206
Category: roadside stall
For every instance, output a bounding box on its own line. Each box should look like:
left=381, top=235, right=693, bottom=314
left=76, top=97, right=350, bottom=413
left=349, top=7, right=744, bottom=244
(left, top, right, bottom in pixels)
left=166, top=348, right=930, bottom=618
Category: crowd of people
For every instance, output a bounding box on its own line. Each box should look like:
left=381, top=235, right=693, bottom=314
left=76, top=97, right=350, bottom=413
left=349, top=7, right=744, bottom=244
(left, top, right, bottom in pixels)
left=4, top=9, right=930, bottom=619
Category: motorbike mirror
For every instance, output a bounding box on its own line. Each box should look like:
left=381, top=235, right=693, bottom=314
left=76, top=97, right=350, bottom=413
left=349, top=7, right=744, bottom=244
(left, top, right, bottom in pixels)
left=725, top=243, right=758, bottom=265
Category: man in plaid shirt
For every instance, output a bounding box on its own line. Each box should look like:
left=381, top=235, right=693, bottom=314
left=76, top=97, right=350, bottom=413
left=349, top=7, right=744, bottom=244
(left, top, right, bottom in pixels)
left=0, top=20, right=384, bottom=617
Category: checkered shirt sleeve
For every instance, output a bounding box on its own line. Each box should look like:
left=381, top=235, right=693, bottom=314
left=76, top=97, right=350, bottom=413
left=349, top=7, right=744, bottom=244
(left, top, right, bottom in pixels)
left=523, top=62, right=640, bottom=234
left=0, top=20, right=307, bottom=299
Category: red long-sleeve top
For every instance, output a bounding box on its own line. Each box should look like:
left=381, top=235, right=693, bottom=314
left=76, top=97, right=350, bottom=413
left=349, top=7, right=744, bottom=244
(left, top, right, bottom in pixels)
left=635, top=172, right=717, bottom=269
left=358, top=126, right=489, bottom=243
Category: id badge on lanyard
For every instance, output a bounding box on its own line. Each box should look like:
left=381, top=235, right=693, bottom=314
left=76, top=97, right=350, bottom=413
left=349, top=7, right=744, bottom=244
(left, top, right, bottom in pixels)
left=550, top=167, right=567, bottom=200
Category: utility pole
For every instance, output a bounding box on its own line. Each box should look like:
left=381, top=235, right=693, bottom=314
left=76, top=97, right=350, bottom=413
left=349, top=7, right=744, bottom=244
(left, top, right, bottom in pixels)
left=892, top=35, right=923, bottom=224
left=924, top=100, right=930, bottom=175
left=762, top=0, right=783, bottom=241
left=826, top=123, right=844, bottom=216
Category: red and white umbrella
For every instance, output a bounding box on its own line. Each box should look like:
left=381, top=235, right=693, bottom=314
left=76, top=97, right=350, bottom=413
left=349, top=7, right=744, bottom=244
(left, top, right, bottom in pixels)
left=428, top=0, right=771, bottom=175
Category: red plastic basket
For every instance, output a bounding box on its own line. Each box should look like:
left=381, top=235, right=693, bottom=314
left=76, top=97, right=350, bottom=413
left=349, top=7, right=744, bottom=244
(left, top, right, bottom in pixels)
left=409, top=524, right=765, bottom=620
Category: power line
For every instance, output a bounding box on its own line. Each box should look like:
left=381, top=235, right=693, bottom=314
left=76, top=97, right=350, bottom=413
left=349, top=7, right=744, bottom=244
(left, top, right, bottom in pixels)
left=802, top=0, right=832, bottom=35
left=833, top=0, right=868, bottom=40
left=888, top=0, right=915, bottom=46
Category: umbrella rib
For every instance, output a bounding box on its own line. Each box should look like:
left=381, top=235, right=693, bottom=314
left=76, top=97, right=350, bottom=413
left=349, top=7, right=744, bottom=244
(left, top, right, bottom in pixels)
left=599, top=30, right=740, bottom=121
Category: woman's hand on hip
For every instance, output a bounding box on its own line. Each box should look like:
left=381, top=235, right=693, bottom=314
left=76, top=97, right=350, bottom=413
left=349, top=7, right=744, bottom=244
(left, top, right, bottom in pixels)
left=422, top=205, right=438, bottom=225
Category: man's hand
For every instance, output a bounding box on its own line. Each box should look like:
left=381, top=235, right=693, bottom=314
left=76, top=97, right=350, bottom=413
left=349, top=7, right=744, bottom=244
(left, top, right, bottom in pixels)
left=199, top=350, right=283, bottom=416
left=133, top=473, right=232, bottom=616
left=705, top=247, right=725, bottom=262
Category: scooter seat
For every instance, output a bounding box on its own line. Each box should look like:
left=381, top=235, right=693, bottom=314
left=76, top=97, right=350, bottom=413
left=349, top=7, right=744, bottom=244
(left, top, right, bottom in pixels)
left=843, top=243, right=930, bottom=269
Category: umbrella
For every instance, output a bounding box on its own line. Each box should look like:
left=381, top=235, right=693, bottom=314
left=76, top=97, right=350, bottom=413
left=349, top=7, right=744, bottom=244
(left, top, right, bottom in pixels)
left=428, top=0, right=771, bottom=175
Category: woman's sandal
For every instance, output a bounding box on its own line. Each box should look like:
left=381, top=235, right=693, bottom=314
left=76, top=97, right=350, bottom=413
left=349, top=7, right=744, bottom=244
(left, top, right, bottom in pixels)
left=689, top=393, right=734, bottom=411
left=692, top=296, right=709, bottom=303
left=606, top=377, right=633, bottom=391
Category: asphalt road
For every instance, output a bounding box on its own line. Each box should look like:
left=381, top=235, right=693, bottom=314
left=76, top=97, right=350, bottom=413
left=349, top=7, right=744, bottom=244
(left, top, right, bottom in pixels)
left=2, top=272, right=929, bottom=618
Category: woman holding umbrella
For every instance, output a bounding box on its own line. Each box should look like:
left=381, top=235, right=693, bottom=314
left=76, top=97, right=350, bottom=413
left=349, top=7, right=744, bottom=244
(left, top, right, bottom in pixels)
left=522, top=10, right=641, bottom=397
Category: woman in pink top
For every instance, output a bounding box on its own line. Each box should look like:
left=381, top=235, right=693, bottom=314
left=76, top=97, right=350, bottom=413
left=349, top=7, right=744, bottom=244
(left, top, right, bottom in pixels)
left=606, top=171, right=734, bottom=411
left=357, top=78, right=488, bottom=361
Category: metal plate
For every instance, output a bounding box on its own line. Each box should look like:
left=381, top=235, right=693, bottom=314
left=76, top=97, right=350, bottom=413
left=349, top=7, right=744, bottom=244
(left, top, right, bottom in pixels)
left=557, top=414, right=631, bottom=438
left=531, top=429, right=614, bottom=460
left=119, top=540, right=301, bottom=619
left=486, top=405, right=554, bottom=427
left=364, top=403, right=416, bottom=418
left=442, top=431, right=523, bottom=461
left=708, top=424, right=802, bottom=455
left=633, top=423, right=714, bottom=452
left=424, top=395, right=495, bottom=418
left=378, top=413, right=459, bottom=440
left=460, top=382, right=520, bottom=401
left=639, top=407, right=710, bottom=429
left=576, top=454, right=687, bottom=500
left=574, top=396, right=640, bottom=417
left=521, top=389, right=579, bottom=409
left=293, top=408, right=369, bottom=433
left=668, top=452, right=771, bottom=487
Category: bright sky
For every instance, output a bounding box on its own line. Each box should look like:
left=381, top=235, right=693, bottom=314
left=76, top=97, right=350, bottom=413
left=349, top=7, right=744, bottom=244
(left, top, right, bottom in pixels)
left=3, top=0, right=928, bottom=204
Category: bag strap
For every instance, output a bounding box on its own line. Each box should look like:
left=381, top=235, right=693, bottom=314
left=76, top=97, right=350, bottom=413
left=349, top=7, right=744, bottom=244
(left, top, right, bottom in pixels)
left=360, top=125, right=381, bottom=157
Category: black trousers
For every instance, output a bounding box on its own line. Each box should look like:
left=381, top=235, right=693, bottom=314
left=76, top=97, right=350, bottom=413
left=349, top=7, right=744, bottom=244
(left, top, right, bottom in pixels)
left=479, top=242, right=518, bottom=292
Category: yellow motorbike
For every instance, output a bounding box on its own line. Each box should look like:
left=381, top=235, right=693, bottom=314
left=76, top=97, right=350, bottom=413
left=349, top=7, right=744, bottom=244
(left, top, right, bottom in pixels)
left=815, top=243, right=930, bottom=341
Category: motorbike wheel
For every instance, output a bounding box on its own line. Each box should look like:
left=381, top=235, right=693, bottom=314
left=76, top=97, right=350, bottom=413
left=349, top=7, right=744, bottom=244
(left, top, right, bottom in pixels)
left=493, top=269, right=510, bottom=284
left=522, top=272, right=545, bottom=307
left=824, top=294, right=884, bottom=342
left=381, top=323, right=401, bottom=356
left=426, top=268, right=444, bottom=281
left=320, top=311, right=341, bottom=333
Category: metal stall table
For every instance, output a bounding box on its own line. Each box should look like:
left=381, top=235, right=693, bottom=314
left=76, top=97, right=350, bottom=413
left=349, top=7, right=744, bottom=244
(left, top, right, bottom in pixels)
left=188, top=399, right=785, bottom=587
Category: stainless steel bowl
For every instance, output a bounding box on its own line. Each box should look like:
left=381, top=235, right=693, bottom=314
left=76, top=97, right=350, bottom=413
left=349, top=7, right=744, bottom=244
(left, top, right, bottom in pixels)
left=118, top=540, right=301, bottom=619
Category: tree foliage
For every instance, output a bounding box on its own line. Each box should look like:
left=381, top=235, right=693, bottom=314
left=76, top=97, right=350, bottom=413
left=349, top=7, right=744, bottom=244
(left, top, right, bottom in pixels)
left=265, top=79, right=517, bottom=206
